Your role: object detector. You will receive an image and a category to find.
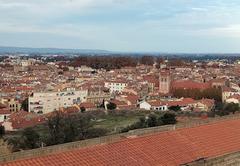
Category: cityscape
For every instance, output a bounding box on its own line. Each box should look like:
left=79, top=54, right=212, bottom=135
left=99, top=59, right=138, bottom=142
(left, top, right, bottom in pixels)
left=1, top=0, right=240, bottom=166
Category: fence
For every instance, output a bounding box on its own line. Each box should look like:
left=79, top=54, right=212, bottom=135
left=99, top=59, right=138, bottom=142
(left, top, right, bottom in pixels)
left=1, top=114, right=240, bottom=163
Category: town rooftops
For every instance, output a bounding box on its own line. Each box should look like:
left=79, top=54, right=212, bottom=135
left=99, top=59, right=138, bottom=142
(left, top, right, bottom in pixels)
left=0, top=108, right=11, bottom=115
left=3, top=118, right=240, bottom=165
left=172, top=80, right=211, bottom=90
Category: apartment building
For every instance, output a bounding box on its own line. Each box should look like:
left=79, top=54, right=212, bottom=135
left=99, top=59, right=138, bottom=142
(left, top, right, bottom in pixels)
left=28, top=88, right=88, bottom=114
left=104, top=81, right=127, bottom=93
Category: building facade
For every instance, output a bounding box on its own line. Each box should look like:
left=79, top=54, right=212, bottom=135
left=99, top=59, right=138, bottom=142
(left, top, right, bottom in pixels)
left=104, top=81, right=127, bottom=93
left=28, top=88, right=88, bottom=114
left=159, top=70, right=171, bottom=94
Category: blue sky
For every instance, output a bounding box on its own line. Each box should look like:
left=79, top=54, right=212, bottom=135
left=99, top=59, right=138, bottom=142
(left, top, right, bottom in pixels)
left=0, top=0, right=240, bottom=53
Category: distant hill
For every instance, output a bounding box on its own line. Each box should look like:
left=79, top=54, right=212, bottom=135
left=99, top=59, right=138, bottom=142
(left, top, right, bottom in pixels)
left=0, top=46, right=239, bottom=58
left=0, top=46, right=111, bottom=55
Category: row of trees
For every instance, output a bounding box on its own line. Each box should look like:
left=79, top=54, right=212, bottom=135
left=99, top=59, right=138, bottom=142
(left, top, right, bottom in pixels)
left=69, top=56, right=183, bottom=70
left=69, top=56, right=138, bottom=70
left=172, top=88, right=222, bottom=102
left=121, top=113, right=177, bottom=133
left=215, top=103, right=240, bottom=116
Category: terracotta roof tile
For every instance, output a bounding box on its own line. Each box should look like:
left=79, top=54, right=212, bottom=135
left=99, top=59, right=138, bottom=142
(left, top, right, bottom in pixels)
left=3, top=119, right=240, bottom=165
left=172, top=80, right=211, bottom=90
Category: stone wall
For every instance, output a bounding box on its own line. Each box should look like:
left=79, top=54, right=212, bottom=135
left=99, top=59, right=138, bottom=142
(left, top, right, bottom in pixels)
left=183, top=151, right=240, bottom=166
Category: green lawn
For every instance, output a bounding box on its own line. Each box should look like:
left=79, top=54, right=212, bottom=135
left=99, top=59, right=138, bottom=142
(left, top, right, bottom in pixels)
left=93, top=111, right=150, bottom=133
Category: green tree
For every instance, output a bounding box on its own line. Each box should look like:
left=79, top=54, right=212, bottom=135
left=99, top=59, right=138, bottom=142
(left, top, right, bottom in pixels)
left=168, top=105, right=181, bottom=112
left=0, top=125, right=5, bottom=138
left=21, top=128, right=40, bottom=149
left=77, top=114, right=93, bottom=140
left=161, top=113, right=177, bottom=125
left=47, top=112, right=65, bottom=145
left=21, top=98, right=29, bottom=111
left=224, top=103, right=240, bottom=114
left=80, top=107, right=86, bottom=113
left=107, top=102, right=117, bottom=110
left=85, top=128, right=108, bottom=139
left=146, top=114, right=157, bottom=127
left=63, top=116, right=79, bottom=143
left=7, top=137, right=22, bottom=152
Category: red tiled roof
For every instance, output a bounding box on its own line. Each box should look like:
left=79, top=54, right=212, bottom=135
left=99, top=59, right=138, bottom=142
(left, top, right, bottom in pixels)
left=148, top=98, right=195, bottom=107
left=172, top=80, right=211, bottom=90
left=0, top=108, right=11, bottom=115
left=166, top=98, right=195, bottom=107
left=124, top=94, right=139, bottom=105
left=8, top=111, right=46, bottom=129
left=197, top=99, right=215, bottom=107
left=61, top=106, right=80, bottom=114
left=11, top=116, right=46, bottom=129
left=79, top=102, right=95, bottom=109
left=148, top=100, right=164, bottom=107
left=143, top=75, right=159, bottom=87
left=118, top=105, right=137, bottom=110
left=111, top=99, right=128, bottom=106
left=0, top=103, right=7, bottom=109
left=222, top=86, right=233, bottom=92
left=4, top=119, right=240, bottom=165
left=228, top=95, right=240, bottom=100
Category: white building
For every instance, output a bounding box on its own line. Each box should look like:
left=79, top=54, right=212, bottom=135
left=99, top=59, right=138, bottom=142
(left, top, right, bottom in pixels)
left=28, top=88, right=88, bottom=114
left=139, top=101, right=168, bottom=111
left=104, top=81, right=127, bottom=93
left=139, top=101, right=151, bottom=110
left=0, top=108, right=11, bottom=123
left=226, top=95, right=240, bottom=105
left=222, top=87, right=240, bottom=102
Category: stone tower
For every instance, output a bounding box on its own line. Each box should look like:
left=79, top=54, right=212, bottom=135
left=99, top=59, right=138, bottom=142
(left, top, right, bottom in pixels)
left=159, top=70, right=171, bottom=94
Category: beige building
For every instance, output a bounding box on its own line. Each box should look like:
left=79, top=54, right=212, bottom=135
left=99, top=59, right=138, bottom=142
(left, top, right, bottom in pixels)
left=28, top=88, right=88, bottom=114
left=159, top=70, right=171, bottom=94
left=8, top=98, right=21, bottom=112
left=104, top=81, right=127, bottom=93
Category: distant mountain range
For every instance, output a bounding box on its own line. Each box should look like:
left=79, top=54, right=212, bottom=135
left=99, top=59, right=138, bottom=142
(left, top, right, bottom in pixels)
left=0, top=46, right=111, bottom=55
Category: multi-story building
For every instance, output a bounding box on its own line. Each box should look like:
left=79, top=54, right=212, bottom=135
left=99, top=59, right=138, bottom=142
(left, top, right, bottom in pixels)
left=104, top=81, right=127, bottom=93
left=7, top=98, right=21, bottom=112
left=28, top=88, right=88, bottom=114
left=222, top=87, right=240, bottom=102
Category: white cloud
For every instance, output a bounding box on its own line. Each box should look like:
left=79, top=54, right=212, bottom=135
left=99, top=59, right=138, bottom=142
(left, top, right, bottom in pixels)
left=195, top=24, right=240, bottom=38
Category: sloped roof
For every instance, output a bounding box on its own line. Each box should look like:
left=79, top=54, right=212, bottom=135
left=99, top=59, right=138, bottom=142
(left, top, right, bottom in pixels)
left=79, top=102, right=95, bottom=109
left=3, top=119, right=240, bottom=165
left=172, top=80, right=211, bottom=90
left=8, top=111, right=46, bottom=129
left=228, top=95, right=240, bottom=101
left=0, top=108, right=11, bottom=115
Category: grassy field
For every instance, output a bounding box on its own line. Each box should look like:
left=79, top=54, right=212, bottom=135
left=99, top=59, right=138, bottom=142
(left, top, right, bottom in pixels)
left=6, top=110, right=152, bottom=138
left=93, top=111, right=149, bottom=133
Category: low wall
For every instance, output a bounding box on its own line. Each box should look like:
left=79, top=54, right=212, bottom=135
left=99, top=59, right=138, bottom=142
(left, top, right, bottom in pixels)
left=184, top=151, right=240, bottom=166
left=1, top=114, right=240, bottom=163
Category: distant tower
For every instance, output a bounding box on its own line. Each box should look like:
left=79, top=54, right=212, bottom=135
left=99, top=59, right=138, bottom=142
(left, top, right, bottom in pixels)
left=159, top=70, right=171, bottom=94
